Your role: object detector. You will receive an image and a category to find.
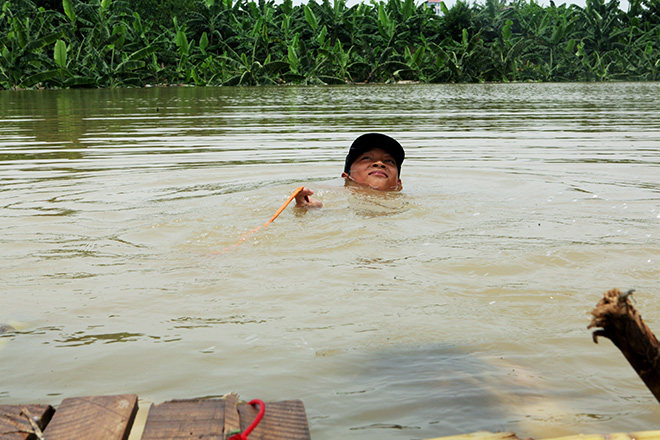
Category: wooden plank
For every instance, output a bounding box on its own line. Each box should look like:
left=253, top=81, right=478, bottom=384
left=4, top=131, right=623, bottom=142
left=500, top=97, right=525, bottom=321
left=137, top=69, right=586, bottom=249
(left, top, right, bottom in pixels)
left=237, top=400, right=311, bottom=440
left=43, top=395, right=137, bottom=440
left=140, top=399, right=225, bottom=440
left=0, top=404, right=54, bottom=440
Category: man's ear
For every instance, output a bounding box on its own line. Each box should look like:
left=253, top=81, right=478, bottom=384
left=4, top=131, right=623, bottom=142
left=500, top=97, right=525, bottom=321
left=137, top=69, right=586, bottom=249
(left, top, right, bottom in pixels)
left=341, top=172, right=349, bottom=178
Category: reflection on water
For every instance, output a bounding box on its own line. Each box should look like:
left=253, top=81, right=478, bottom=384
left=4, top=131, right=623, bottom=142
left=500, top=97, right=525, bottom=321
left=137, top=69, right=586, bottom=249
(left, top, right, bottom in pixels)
left=1, top=83, right=660, bottom=440
left=326, top=346, right=514, bottom=435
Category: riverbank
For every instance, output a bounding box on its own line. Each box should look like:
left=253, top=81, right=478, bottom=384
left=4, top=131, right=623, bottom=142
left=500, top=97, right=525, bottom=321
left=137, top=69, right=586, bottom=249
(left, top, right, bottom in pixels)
left=2, top=0, right=659, bottom=90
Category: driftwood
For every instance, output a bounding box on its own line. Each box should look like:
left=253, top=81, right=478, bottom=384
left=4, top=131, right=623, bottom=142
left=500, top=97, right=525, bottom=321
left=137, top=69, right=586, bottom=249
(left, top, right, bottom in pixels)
left=588, top=288, right=660, bottom=403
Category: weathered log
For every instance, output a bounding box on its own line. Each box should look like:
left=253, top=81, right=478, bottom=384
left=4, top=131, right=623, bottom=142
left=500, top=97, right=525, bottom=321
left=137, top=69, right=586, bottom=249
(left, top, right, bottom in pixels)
left=588, top=288, right=660, bottom=403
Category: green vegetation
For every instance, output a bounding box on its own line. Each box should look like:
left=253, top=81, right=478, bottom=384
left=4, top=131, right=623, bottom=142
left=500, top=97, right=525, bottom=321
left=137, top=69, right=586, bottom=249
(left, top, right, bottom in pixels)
left=1, top=0, right=659, bottom=88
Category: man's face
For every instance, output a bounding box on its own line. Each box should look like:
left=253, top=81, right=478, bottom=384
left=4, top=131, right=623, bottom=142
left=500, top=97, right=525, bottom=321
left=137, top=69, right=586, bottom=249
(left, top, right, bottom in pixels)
left=341, top=148, right=401, bottom=191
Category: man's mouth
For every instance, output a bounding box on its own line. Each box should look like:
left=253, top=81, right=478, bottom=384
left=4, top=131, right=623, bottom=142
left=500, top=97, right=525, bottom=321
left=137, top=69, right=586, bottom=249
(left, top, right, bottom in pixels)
left=369, top=171, right=388, bottom=178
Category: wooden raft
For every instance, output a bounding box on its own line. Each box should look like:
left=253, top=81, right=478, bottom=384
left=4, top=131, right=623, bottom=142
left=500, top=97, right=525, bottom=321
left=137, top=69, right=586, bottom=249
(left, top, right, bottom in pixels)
left=0, top=394, right=310, bottom=440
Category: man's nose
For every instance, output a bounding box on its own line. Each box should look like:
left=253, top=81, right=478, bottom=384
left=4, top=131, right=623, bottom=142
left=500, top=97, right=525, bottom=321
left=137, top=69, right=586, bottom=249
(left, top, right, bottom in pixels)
left=371, top=161, right=385, bottom=168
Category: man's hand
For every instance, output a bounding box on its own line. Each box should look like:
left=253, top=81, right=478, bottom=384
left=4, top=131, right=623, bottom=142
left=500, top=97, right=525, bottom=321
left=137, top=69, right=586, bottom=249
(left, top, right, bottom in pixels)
left=295, top=187, right=323, bottom=208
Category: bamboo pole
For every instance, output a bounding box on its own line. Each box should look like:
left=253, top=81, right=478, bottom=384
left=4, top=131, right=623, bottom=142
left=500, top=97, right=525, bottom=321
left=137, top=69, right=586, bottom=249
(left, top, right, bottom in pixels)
left=588, top=288, right=660, bottom=404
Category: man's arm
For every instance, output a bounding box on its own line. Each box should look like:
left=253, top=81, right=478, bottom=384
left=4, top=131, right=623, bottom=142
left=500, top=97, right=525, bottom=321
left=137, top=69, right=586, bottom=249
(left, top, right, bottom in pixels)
left=295, top=187, right=323, bottom=208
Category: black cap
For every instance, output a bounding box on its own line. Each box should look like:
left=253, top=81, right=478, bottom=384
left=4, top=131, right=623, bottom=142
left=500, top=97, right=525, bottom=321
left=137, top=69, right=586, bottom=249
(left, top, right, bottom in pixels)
left=344, top=133, right=405, bottom=176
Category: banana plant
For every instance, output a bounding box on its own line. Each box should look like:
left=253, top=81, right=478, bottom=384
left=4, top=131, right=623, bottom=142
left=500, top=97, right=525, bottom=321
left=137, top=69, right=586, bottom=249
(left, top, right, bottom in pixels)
left=218, top=35, right=288, bottom=85
left=488, top=18, right=532, bottom=81
left=392, top=44, right=425, bottom=81
left=185, top=0, right=242, bottom=50
left=0, top=8, right=65, bottom=88
left=5, top=0, right=660, bottom=88
left=425, top=27, right=491, bottom=82
left=574, top=0, right=626, bottom=54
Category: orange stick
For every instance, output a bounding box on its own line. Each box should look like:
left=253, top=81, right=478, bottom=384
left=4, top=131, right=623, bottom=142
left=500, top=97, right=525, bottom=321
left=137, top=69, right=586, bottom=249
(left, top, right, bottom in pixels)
left=263, top=186, right=304, bottom=227
left=214, top=187, right=304, bottom=254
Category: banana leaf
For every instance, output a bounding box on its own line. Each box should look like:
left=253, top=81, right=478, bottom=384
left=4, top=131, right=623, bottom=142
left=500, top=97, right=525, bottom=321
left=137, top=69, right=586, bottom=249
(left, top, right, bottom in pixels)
left=380, top=60, right=410, bottom=71
left=22, top=69, right=62, bottom=87
left=63, top=75, right=97, bottom=87
left=102, top=32, right=124, bottom=49
left=53, top=39, right=67, bottom=68
left=126, top=44, right=158, bottom=61
left=199, top=32, right=209, bottom=54
left=222, top=74, right=242, bottom=86
left=317, top=74, right=346, bottom=84
left=304, top=4, right=318, bottom=32
left=62, top=0, right=76, bottom=22
left=24, top=30, right=65, bottom=52
left=401, top=0, right=414, bottom=20
left=281, top=72, right=306, bottom=82
left=263, top=60, right=289, bottom=75
left=115, top=59, right=146, bottom=71
left=392, top=68, right=418, bottom=80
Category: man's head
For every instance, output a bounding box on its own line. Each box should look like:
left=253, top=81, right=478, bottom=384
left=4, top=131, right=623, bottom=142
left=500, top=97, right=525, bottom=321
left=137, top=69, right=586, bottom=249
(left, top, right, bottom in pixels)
left=341, top=133, right=405, bottom=191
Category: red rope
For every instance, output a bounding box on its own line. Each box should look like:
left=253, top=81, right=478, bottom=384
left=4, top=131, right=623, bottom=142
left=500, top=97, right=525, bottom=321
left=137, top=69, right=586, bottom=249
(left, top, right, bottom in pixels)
left=228, top=399, right=265, bottom=440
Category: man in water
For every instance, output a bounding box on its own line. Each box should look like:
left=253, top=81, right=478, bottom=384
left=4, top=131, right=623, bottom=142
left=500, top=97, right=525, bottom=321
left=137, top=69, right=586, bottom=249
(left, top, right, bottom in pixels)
left=295, top=133, right=405, bottom=208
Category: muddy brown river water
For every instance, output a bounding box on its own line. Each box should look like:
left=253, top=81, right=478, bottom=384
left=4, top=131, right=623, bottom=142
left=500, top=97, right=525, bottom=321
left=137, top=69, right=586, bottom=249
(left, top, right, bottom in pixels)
left=1, top=82, right=659, bottom=439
